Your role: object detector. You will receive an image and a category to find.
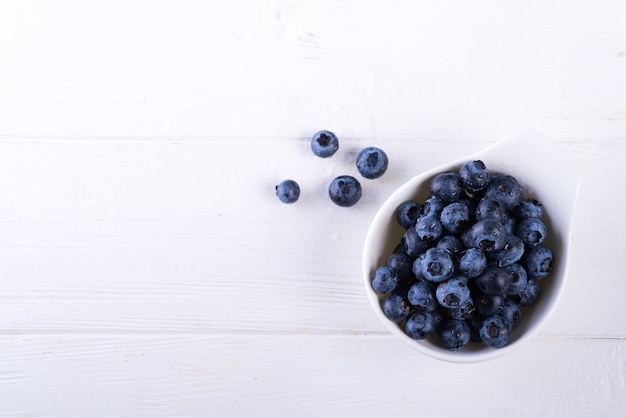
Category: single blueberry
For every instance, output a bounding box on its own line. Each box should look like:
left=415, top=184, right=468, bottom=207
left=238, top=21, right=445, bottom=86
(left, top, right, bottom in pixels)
left=371, top=266, right=399, bottom=294
left=382, top=293, right=412, bottom=322
left=407, top=281, right=438, bottom=312
left=395, top=200, right=422, bottom=230
left=475, top=293, right=506, bottom=317
left=503, top=263, right=529, bottom=295
left=522, top=244, right=553, bottom=279
left=414, top=215, right=443, bottom=243
left=457, top=248, right=487, bottom=278
left=475, top=196, right=507, bottom=224
left=447, top=297, right=475, bottom=321
left=484, top=173, right=524, bottom=211
left=479, top=316, right=512, bottom=348
left=310, top=130, right=339, bottom=158
left=440, top=202, right=471, bottom=235
left=430, top=172, right=464, bottom=203
left=403, top=227, right=432, bottom=259
left=420, top=195, right=445, bottom=218
left=421, top=247, right=454, bottom=283
left=459, top=160, right=490, bottom=192
left=516, top=217, right=547, bottom=248
left=356, top=146, right=389, bottom=179
left=502, top=216, right=517, bottom=236
left=517, top=278, right=541, bottom=306
left=405, top=310, right=443, bottom=340
left=328, top=175, right=362, bottom=207
left=275, top=179, right=300, bottom=204
left=460, top=218, right=507, bottom=252
left=501, top=299, right=522, bottom=329
left=514, top=199, right=543, bottom=220
left=436, top=235, right=465, bottom=262
left=436, top=278, right=471, bottom=309
left=488, top=234, right=525, bottom=267
left=385, top=251, right=414, bottom=283
left=475, top=265, right=512, bottom=295
left=412, top=253, right=426, bottom=281
left=438, top=319, right=471, bottom=351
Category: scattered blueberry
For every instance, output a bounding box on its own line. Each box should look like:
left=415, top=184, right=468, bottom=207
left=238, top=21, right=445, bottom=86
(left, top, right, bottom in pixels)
left=457, top=248, right=487, bottom=278
left=275, top=179, right=300, bottom=204
left=430, top=172, right=463, bottom=203
left=514, top=199, right=543, bottom=220
left=523, top=244, right=553, bottom=279
left=503, top=263, right=528, bottom=296
left=403, top=227, right=432, bottom=258
left=310, top=130, right=339, bottom=158
left=436, top=278, right=471, bottom=309
left=459, top=160, right=490, bottom=192
left=438, top=319, right=471, bottom=351
left=440, top=202, right=470, bottom=234
left=479, top=316, right=512, bottom=348
left=395, top=200, right=422, bottom=230
left=414, top=215, right=443, bottom=243
left=371, top=266, right=399, bottom=294
left=356, top=146, right=389, bottom=179
left=407, top=281, right=438, bottom=312
left=461, top=219, right=507, bottom=252
left=420, top=195, right=445, bottom=218
left=421, top=247, right=454, bottom=283
left=328, top=175, right=362, bottom=207
left=484, top=173, right=524, bottom=211
left=517, top=278, right=541, bottom=306
left=516, top=217, right=547, bottom=248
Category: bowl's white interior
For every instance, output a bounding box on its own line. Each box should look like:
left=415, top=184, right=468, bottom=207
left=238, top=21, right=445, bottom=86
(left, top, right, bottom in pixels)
left=363, top=130, right=579, bottom=363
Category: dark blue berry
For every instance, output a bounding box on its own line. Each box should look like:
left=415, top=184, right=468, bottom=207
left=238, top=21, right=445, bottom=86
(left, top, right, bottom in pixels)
left=503, top=263, right=528, bottom=295
left=461, top=219, right=507, bottom=252
left=395, top=200, right=422, bottom=229
left=517, top=278, right=541, bottom=306
left=436, top=278, right=471, bottom=308
left=475, top=266, right=512, bottom=295
left=412, top=253, right=425, bottom=281
left=522, top=244, right=553, bottom=279
left=440, top=202, right=470, bottom=234
left=430, top=172, right=463, bottom=203
left=516, top=218, right=547, bottom=248
left=501, top=300, right=522, bottom=328
left=382, top=293, right=412, bottom=322
left=356, top=146, right=389, bottom=179
left=457, top=248, right=487, bottom=278
left=488, top=234, right=525, bottom=267
left=448, top=297, right=475, bottom=320
left=371, top=266, right=399, bottom=294
left=310, top=130, right=339, bottom=158
left=421, top=247, right=454, bottom=283
left=402, top=227, right=432, bottom=258
left=479, top=316, right=512, bottom=348
left=407, top=281, right=438, bottom=312
left=475, top=293, right=506, bottom=317
left=484, top=173, right=524, bottom=211
left=414, top=215, right=443, bottom=243
left=405, top=310, right=444, bottom=340
left=275, top=179, right=300, bottom=204
left=514, top=199, right=543, bottom=220
left=420, top=195, right=445, bottom=218
left=438, top=319, right=471, bottom=351
left=475, top=197, right=507, bottom=224
left=385, top=251, right=414, bottom=283
left=328, top=175, right=362, bottom=207
left=459, top=160, right=490, bottom=191
left=436, top=235, right=464, bottom=261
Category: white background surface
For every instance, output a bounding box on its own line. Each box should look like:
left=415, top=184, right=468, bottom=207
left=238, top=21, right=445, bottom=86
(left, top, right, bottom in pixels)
left=1, top=1, right=625, bottom=416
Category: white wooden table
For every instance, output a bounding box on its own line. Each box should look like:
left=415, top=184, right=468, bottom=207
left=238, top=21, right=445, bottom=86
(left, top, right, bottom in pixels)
left=1, top=1, right=625, bottom=416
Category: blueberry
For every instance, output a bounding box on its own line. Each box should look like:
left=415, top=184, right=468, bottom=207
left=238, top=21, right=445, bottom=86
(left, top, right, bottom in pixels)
left=405, top=310, right=444, bottom=340
left=502, top=216, right=517, bottom=236
left=430, top=172, right=463, bottom=203
left=414, top=215, right=443, bottom=243
left=402, top=226, right=432, bottom=258
left=503, top=263, right=528, bottom=295
left=461, top=219, right=507, bottom=252
left=275, top=179, right=300, bottom=204
left=412, top=253, right=425, bottom=281
left=479, top=316, right=512, bottom=348
left=421, top=247, right=454, bottom=283
left=310, top=130, right=339, bottom=158
left=356, top=146, right=389, bottom=179
left=382, top=293, right=412, bottom=322
left=501, top=299, right=522, bottom=328
left=420, top=195, right=445, bottom=218
left=475, top=293, right=506, bottom=317
left=517, top=278, right=541, bottom=306
left=437, top=235, right=465, bottom=262
left=385, top=251, right=414, bottom=283
left=475, top=266, right=512, bottom=295
left=407, top=281, right=438, bottom=312
left=475, top=197, right=507, bottom=224
left=440, top=202, right=470, bottom=235
left=371, top=266, right=399, bottom=294
left=436, top=278, right=471, bottom=309
left=484, top=173, right=524, bottom=211
left=328, top=175, right=362, bottom=207
left=522, top=244, right=553, bottom=279
left=447, top=297, right=475, bottom=320
left=457, top=248, right=487, bottom=278
left=395, top=200, right=422, bottom=230
left=516, top=218, right=547, bottom=248
left=438, top=319, right=471, bottom=351
left=514, top=199, right=543, bottom=220
left=459, top=160, right=490, bottom=192
left=488, top=234, right=525, bottom=267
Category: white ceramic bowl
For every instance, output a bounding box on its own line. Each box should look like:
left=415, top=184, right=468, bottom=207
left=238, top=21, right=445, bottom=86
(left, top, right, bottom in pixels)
left=363, top=131, right=579, bottom=363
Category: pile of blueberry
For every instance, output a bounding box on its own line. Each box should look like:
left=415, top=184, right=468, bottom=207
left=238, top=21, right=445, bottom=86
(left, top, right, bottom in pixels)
left=371, top=160, right=554, bottom=351
left=275, top=130, right=389, bottom=206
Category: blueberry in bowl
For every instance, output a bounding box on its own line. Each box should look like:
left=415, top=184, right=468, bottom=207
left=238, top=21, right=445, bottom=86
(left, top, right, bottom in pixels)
left=362, top=131, right=579, bottom=363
